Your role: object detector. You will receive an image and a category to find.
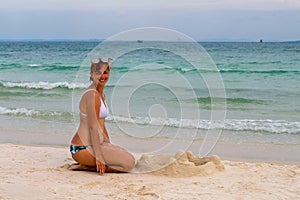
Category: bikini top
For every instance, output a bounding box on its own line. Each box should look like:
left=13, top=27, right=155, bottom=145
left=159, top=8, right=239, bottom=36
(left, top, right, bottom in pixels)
left=79, top=89, right=109, bottom=119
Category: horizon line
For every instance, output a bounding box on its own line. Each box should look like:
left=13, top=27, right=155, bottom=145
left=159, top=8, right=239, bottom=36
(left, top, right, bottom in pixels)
left=0, top=38, right=299, bottom=43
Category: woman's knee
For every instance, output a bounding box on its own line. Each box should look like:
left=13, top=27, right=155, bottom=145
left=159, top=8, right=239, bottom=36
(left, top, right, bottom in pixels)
left=123, top=154, right=135, bottom=171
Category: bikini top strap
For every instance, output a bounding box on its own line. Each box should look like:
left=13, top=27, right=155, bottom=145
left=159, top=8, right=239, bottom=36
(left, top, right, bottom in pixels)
left=82, top=89, right=106, bottom=104
left=82, top=89, right=98, bottom=96
left=82, top=89, right=106, bottom=103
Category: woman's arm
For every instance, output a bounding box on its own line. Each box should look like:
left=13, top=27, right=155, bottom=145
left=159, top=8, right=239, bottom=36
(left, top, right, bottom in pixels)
left=103, top=122, right=110, bottom=143
left=85, top=91, right=106, bottom=175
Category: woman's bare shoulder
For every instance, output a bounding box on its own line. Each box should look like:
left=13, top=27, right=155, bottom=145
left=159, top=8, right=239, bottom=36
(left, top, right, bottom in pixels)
left=82, top=89, right=99, bottom=98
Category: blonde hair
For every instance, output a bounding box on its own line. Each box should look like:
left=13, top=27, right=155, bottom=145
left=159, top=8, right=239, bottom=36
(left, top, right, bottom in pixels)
left=90, top=58, right=112, bottom=81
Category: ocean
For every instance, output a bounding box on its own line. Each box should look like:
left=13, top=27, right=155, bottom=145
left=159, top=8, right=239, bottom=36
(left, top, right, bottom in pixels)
left=0, top=41, right=299, bottom=162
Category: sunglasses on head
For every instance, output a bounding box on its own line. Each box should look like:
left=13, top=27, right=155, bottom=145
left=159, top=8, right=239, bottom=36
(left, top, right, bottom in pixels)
left=91, top=58, right=112, bottom=64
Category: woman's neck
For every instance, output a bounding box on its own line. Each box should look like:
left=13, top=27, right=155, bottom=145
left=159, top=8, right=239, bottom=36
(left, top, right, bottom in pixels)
left=90, top=83, right=104, bottom=94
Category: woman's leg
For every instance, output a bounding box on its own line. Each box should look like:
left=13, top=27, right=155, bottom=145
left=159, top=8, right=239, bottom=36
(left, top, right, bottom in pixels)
left=70, top=143, right=135, bottom=172
left=101, top=142, right=135, bottom=172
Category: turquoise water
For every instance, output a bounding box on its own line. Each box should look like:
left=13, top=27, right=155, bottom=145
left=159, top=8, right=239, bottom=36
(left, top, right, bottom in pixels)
left=0, top=41, right=299, bottom=159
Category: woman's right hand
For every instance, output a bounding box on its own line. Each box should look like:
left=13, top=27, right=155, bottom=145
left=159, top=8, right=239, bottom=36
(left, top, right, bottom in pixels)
left=96, top=159, right=106, bottom=175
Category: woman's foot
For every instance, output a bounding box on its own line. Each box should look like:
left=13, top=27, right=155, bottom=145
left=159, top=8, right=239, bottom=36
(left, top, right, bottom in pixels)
left=68, top=163, right=127, bottom=173
left=68, top=163, right=97, bottom=171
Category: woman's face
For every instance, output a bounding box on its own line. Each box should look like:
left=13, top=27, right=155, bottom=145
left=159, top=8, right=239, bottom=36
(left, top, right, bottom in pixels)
left=91, top=64, right=110, bottom=86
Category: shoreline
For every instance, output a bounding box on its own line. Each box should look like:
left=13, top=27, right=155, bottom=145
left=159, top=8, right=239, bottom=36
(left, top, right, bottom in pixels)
left=1, top=129, right=300, bottom=165
left=2, top=141, right=300, bottom=165
left=0, top=143, right=299, bottom=199
left=1, top=116, right=299, bottom=164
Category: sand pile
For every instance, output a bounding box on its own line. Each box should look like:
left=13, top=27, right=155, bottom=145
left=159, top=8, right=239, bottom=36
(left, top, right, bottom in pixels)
left=133, top=151, right=224, bottom=177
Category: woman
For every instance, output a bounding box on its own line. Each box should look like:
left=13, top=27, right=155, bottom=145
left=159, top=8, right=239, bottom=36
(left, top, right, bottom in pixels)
left=69, top=58, right=135, bottom=175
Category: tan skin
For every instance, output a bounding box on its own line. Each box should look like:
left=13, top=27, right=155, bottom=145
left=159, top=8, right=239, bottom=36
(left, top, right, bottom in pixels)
left=70, top=60, right=135, bottom=175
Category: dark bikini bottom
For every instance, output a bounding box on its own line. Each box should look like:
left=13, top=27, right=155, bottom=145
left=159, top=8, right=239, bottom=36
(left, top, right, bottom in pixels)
left=69, top=144, right=120, bottom=167
left=70, top=144, right=92, bottom=157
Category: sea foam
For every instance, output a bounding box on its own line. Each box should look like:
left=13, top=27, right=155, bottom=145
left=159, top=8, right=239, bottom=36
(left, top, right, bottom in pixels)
left=0, top=81, right=87, bottom=90
left=108, top=116, right=300, bottom=135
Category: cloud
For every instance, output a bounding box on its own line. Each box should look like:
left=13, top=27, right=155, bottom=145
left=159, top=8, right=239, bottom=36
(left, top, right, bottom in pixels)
left=1, top=0, right=299, bottom=41
left=176, top=0, right=300, bottom=10
left=1, top=0, right=300, bottom=11
left=287, top=0, right=300, bottom=7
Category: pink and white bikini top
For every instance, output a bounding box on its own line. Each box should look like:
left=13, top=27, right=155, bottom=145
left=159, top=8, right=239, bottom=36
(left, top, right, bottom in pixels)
left=79, top=89, right=109, bottom=119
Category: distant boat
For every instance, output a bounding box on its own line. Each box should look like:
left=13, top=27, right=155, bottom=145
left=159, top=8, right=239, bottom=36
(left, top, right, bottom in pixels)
left=259, top=39, right=263, bottom=43
left=137, top=40, right=143, bottom=43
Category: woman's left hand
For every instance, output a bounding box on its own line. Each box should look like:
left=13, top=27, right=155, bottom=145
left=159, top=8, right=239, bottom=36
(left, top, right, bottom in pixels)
left=96, top=160, right=106, bottom=175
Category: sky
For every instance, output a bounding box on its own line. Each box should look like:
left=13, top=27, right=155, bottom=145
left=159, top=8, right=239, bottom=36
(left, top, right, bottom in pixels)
left=0, top=0, right=300, bottom=41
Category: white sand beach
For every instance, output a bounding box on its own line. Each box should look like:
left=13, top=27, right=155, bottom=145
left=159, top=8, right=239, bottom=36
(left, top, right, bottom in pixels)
left=0, top=143, right=299, bottom=199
